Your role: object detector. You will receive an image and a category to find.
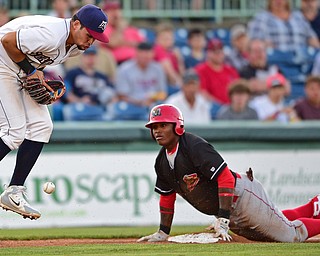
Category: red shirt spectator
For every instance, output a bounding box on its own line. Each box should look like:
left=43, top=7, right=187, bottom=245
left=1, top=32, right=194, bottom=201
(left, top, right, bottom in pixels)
left=101, top=1, right=145, bottom=64
left=153, top=23, right=184, bottom=89
left=153, top=44, right=180, bottom=73
left=195, top=39, right=239, bottom=104
left=294, top=76, right=320, bottom=120
left=104, top=25, right=144, bottom=63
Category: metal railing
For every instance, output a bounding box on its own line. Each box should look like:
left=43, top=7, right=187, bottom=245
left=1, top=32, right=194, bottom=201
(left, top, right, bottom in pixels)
left=1, top=0, right=301, bottom=23
left=122, top=0, right=266, bottom=23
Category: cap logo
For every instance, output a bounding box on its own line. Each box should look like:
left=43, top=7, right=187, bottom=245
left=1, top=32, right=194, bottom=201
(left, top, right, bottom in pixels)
left=152, top=108, right=161, bottom=117
left=98, top=21, right=107, bottom=31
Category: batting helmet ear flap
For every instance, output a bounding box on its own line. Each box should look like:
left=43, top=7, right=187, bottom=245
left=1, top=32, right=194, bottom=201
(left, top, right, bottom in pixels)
left=145, top=104, right=185, bottom=137
left=175, top=120, right=184, bottom=136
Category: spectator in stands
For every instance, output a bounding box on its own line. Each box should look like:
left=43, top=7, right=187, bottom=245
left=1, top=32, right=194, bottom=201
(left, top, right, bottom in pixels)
left=195, top=38, right=239, bottom=105
left=165, top=70, right=211, bottom=124
left=249, top=73, right=298, bottom=122
left=64, top=42, right=117, bottom=82
left=183, top=28, right=206, bottom=69
left=112, top=42, right=167, bottom=120
left=293, top=76, right=320, bottom=120
left=248, top=0, right=320, bottom=51
left=101, top=0, right=145, bottom=64
left=293, top=0, right=320, bottom=40
left=239, top=39, right=290, bottom=97
left=63, top=46, right=116, bottom=121
left=225, top=24, right=249, bottom=72
left=153, top=22, right=185, bottom=95
left=0, top=7, right=9, bottom=27
left=216, top=79, right=258, bottom=120
left=48, top=0, right=71, bottom=18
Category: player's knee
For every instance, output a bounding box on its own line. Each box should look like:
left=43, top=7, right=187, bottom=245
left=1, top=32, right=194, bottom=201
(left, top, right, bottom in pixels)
left=3, top=126, right=27, bottom=150
left=25, top=116, right=53, bottom=142
left=292, top=220, right=308, bottom=242
left=43, top=120, right=53, bottom=136
left=30, top=119, right=53, bottom=143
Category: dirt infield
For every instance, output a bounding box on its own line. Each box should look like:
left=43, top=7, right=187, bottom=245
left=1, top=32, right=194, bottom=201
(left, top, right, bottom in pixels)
left=0, top=238, right=137, bottom=248
left=0, top=235, right=319, bottom=248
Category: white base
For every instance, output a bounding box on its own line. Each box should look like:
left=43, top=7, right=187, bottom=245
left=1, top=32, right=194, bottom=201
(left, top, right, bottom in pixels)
left=168, top=233, right=221, bottom=244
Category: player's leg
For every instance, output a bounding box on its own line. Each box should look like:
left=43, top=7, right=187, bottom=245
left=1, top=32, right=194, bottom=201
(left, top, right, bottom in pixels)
left=9, top=87, right=53, bottom=186
left=282, top=195, right=320, bottom=220
left=8, top=94, right=52, bottom=191
left=0, top=75, right=52, bottom=220
left=9, top=139, right=44, bottom=186
left=0, top=75, right=26, bottom=152
left=297, top=218, right=320, bottom=238
left=0, top=72, right=37, bottom=218
left=231, top=173, right=309, bottom=242
left=5, top=88, right=52, bottom=219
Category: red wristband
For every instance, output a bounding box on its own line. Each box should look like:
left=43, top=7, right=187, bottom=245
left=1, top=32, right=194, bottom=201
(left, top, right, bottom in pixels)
left=160, top=210, right=174, bottom=214
left=218, top=193, right=234, bottom=197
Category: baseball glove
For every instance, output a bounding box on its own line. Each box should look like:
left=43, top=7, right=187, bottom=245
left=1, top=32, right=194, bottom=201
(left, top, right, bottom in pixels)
left=21, top=78, right=66, bottom=105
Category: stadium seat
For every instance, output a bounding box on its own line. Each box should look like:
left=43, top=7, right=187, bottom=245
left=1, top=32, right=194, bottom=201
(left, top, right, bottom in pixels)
left=63, top=103, right=105, bottom=121
left=139, top=28, right=156, bottom=44
left=287, top=82, right=305, bottom=104
left=111, top=101, right=149, bottom=121
left=296, top=46, right=319, bottom=75
left=51, top=102, right=64, bottom=121
left=267, top=47, right=318, bottom=101
left=206, top=28, right=231, bottom=47
left=210, top=102, right=222, bottom=120
left=174, top=28, right=189, bottom=48
left=179, top=45, right=191, bottom=56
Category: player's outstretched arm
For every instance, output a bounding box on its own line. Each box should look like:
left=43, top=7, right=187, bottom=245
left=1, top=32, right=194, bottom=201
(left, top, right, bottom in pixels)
left=136, top=211, right=174, bottom=242
left=207, top=167, right=235, bottom=241
left=137, top=193, right=176, bottom=242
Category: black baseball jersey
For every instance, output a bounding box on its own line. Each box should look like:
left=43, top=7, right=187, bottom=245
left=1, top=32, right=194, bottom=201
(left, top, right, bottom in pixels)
left=154, top=132, right=236, bottom=215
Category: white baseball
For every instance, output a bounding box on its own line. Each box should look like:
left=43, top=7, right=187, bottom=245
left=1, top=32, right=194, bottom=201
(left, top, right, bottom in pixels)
left=43, top=181, right=55, bottom=194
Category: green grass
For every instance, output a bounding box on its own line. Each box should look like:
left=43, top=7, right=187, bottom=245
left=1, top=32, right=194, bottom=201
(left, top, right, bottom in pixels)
left=0, top=226, right=203, bottom=240
left=1, top=243, right=320, bottom=256
left=0, top=226, right=319, bottom=256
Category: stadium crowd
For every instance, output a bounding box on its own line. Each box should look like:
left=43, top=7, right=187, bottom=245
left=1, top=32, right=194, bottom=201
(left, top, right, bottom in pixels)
left=2, top=0, right=320, bottom=123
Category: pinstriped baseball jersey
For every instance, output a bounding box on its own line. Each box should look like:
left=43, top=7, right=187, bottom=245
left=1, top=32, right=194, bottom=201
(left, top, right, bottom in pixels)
left=154, top=132, right=236, bottom=215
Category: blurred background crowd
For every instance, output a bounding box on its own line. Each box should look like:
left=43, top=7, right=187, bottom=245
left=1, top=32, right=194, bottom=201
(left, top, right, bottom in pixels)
left=1, top=0, right=320, bottom=124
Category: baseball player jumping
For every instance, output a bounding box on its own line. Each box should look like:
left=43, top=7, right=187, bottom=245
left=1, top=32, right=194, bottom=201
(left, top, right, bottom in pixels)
left=138, top=104, right=320, bottom=242
left=0, top=4, right=109, bottom=220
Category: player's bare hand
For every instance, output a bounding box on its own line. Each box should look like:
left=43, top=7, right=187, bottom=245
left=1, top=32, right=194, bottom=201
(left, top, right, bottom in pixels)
left=27, top=69, right=43, bottom=80
left=24, top=70, right=55, bottom=93
left=137, top=230, right=169, bottom=242
left=206, top=217, right=232, bottom=242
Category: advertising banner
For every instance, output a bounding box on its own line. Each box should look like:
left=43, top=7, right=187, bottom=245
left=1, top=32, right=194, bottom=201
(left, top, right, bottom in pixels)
left=0, top=150, right=319, bottom=228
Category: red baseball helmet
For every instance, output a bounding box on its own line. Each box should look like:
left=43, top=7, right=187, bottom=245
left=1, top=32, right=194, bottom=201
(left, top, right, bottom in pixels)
left=145, top=104, right=185, bottom=136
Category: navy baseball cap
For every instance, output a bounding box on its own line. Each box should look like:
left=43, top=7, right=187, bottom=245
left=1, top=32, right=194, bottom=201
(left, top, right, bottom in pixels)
left=76, top=4, right=109, bottom=43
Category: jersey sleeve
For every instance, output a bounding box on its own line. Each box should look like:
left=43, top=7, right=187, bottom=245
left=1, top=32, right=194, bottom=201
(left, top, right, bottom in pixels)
left=190, top=140, right=227, bottom=181
left=154, top=163, right=174, bottom=195
left=17, top=27, right=58, bottom=54
left=154, top=176, right=174, bottom=195
left=154, top=151, right=174, bottom=195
